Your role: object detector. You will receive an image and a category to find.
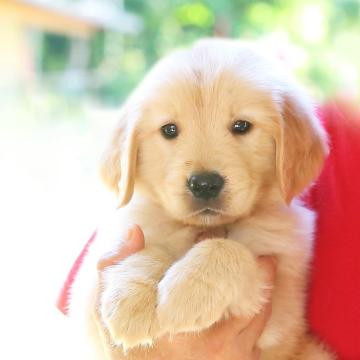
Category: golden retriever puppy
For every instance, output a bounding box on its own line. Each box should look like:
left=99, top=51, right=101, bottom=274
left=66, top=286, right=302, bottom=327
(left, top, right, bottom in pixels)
left=69, top=39, right=334, bottom=359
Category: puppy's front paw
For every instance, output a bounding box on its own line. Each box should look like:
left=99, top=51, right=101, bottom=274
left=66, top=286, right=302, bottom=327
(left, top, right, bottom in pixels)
left=99, top=248, right=172, bottom=350
left=157, top=239, right=266, bottom=334
left=157, top=264, right=227, bottom=334
left=101, top=278, right=159, bottom=350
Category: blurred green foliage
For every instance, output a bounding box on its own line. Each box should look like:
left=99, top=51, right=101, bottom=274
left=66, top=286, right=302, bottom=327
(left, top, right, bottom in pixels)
left=41, top=0, right=360, bottom=104
left=42, top=33, right=71, bottom=72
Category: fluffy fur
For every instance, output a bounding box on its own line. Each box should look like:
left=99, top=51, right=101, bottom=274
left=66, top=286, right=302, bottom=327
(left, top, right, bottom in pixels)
left=69, top=39, right=334, bottom=359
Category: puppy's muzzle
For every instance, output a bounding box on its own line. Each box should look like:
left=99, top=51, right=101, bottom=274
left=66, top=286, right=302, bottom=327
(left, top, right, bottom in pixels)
left=187, top=172, right=224, bottom=200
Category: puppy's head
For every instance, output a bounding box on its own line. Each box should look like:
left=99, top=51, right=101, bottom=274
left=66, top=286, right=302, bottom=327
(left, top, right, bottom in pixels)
left=101, top=39, right=328, bottom=226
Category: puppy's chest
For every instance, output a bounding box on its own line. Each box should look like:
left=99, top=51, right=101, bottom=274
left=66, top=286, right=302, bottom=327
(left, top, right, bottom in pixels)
left=226, top=224, right=278, bottom=255
left=126, top=200, right=311, bottom=257
left=146, top=222, right=289, bottom=258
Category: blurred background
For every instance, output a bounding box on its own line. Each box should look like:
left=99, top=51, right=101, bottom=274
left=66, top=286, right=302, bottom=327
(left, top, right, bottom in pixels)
left=0, top=0, right=359, bottom=358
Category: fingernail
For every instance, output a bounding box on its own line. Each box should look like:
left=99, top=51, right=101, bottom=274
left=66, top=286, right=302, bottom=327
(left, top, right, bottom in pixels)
left=259, top=255, right=278, bottom=266
left=268, top=255, right=278, bottom=266
left=126, top=227, right=134, bottom=242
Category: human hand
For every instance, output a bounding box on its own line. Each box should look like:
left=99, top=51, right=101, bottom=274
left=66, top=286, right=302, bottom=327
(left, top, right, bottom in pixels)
left=97, top=224, right=145, bottom=271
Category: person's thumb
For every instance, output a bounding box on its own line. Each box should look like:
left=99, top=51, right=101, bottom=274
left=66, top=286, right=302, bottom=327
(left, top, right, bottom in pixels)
left=97, top=224, right=145, bottom=270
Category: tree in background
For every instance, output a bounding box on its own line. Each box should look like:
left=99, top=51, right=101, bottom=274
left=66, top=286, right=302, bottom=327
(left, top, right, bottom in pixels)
left=37, top=0, right=360, bottom=105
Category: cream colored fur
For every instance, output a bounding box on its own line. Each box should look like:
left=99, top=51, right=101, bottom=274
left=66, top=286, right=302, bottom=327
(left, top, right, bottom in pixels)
left=69, top=39, right=335, bottom=359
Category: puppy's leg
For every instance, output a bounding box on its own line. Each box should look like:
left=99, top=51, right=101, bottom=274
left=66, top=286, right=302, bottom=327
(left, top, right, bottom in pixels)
left=157, top=238, right=268, bottom=334
left=100, top=245, right=174, bottom=350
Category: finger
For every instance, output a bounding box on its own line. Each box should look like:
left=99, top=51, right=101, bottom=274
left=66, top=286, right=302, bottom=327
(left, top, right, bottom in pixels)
left=252, top=346, right=261, bottom=360
left=195, top=228, right=227, bottom=243
left=207, top=314, right=254, bottom=343
left=257, top=255, right=277, bottom=301
left=237, top=300, right=272, bottom=348
left=97, top=224, right=145, bottom=270
left=125, top=224, right=145, bottom=252
left=232, top=257, right=276, bottom=348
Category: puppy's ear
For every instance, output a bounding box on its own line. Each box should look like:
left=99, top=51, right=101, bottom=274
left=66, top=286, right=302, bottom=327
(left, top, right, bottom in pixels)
left=100, top=110, right=138, bottom=207
left=275, top=92, right=328, bottom=204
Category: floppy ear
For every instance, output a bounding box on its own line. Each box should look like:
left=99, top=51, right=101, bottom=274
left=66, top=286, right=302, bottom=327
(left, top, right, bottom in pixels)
left=100, top=111, right=138, bottom=207
left=276, top=92, right=328, bottom=204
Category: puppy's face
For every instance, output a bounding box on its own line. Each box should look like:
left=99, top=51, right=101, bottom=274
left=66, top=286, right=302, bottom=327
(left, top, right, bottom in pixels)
left=102, top=40, right=328, bottom=227
left=135, top=73, right=278, bottom=226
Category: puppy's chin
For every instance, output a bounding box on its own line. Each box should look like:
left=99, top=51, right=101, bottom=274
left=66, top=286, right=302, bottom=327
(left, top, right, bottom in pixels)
left=161, top=198, right=252, bottom=228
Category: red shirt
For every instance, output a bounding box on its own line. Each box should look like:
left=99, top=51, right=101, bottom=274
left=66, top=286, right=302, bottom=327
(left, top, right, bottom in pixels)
left=58, top=102, right=360, bottom=359
left=307, top=102, right=360, bottom=360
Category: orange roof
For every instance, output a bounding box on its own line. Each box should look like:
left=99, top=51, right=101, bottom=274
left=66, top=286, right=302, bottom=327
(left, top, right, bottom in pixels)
left=2, top=0, right=142, bottom=38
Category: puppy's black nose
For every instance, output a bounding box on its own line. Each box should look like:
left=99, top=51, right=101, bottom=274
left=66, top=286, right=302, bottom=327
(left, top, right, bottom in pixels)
left=187, top=172, right=224, bottom=200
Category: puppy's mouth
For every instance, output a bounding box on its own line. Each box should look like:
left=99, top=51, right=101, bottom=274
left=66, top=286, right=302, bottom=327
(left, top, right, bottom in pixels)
left=184, top=207, right=227, bottom=218
left=181, top=206, right=233, bottom=227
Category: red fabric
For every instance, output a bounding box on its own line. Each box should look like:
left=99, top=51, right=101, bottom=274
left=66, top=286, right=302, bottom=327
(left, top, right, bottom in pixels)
left=307, top=102, right=360, bottom=360
left=57, top=102, right=360, bottom=359
left=56, top=230, right=97, bottom=314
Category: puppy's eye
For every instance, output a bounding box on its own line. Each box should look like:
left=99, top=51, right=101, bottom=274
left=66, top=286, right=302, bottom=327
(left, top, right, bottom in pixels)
left=161, top=123, right=178, bottom=139
left=231, top=120, right=252, bottom=135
